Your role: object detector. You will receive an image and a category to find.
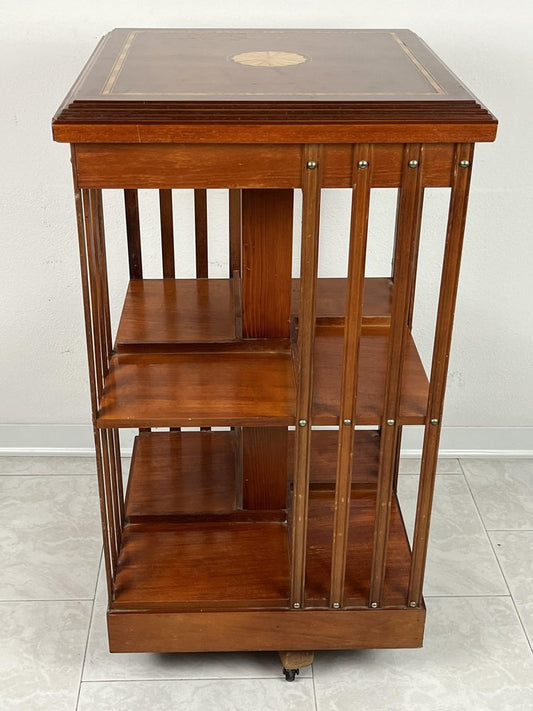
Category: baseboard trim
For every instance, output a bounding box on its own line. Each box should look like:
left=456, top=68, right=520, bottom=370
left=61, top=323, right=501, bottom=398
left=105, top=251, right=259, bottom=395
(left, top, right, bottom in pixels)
left=0, top=424, right=532, bottom=458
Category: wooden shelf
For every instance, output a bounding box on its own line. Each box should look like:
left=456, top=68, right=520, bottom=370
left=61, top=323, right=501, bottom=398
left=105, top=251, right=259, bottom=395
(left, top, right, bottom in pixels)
left=117, top=279, right=237, bottom=351
left=113, top=488, right=411, bottom=611
left=97, top=348, right=296, bottom=428
left=305, top=492, right=411, bottom=607
left=116, top=277, right=392, bottom=352
left=113, top=521, right=291, bottom=610
left=125, top=429, right=381, bottom=523
left=313, top=325, right=429, bottom=425
left=98, top=327, right=427, bottom=427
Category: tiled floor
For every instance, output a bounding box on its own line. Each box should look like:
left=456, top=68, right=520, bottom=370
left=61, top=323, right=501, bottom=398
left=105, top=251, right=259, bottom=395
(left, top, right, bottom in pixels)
left=1, top=456, right=532, bottom=710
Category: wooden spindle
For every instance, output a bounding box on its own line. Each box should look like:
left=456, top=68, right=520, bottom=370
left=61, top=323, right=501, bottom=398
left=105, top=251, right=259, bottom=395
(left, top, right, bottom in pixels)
left=329, top=145, right=373, bottom=608
left=368, top=144, right=424, bottom=607
left=124, top=189, right=143, bottom=279
left=290, top=146, right=322, bottom=609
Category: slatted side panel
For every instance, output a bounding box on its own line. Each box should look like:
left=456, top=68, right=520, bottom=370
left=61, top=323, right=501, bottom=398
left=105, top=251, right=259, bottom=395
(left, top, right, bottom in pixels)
left=408, top=144, right=475, bottom=607
left=75, top=181, right=124, bottom=601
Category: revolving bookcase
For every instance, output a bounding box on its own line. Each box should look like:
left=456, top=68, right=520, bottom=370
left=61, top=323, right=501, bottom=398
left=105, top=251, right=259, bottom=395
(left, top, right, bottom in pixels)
left=52, top=29, right=497, bottom=679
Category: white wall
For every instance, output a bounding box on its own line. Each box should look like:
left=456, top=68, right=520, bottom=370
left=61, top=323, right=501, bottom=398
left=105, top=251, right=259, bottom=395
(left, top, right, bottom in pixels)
left=1, top=1, right=532, bottom=455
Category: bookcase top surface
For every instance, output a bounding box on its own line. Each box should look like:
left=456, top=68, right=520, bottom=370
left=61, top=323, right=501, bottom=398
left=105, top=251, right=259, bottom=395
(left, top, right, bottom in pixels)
left=52, top=28, right=497, bottom=142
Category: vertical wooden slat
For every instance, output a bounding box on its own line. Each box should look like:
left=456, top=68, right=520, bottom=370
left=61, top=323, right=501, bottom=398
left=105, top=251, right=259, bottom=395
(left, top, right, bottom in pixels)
left=291, top=145, right=322, bottom=608
left=110, top=428, right=124, bottom=534
left=408, top=143, right=475, bottom=606
left=159, top=189, right=175, bottom=278
left=83, top=190, right=105, bottom=401
left=74, top=179, right=114, bottom=598
left=194, top=188, right=208, bottom=278
left=95, top=190, right=113, bottom=362
left=102, top=428, right=119, bottom=567
left=329, top=144, right=373, bottom=607
left=124, top=189, right=143, bottom=279
left=93, top=428, right=115, bottom=598
left=368, top=144, right=424, bottom=607
left=229, top=189, right=242, bottom=276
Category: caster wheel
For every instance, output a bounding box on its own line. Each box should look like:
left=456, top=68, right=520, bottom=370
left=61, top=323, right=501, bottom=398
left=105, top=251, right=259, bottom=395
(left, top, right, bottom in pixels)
left=283, top=667, right=299, bottom=682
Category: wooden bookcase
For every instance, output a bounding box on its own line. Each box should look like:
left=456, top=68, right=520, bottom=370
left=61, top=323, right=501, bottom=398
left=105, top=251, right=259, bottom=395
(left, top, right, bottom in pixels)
left=52, top=29, right=497, bottom=679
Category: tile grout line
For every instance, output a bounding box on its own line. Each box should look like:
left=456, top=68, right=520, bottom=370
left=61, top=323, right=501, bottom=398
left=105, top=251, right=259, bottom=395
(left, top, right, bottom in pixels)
left=76, top=548, right=103, bottom=711
left=460, top=461, right=512, bottom=594
left=460, top=459, right=533, bottom=656
left=311, top=662, right=319, bottom=711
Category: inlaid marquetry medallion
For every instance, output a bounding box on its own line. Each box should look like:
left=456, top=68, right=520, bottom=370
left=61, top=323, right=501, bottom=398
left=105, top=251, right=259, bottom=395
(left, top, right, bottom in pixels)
left=231, top=51, right=307, bottom=67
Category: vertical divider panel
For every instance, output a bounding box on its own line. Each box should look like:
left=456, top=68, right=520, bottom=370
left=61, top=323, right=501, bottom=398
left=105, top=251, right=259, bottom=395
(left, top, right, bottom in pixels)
left=124, top=189, right=143, bottom=279
left=329, top=144, right=373, bottom=608
left=408, top=143, right=475, bottom=606
left=159, top=189, right=176, bottom=278
left=368, top=144, right=424, bottom=607
left=290, top=145, right=322, bottom=608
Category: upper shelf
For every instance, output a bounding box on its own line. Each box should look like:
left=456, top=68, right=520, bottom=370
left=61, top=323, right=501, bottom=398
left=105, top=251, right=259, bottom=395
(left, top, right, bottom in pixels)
left=116, top=277, right=392, bottom=352
left=52, top=28, right=497, bottom=144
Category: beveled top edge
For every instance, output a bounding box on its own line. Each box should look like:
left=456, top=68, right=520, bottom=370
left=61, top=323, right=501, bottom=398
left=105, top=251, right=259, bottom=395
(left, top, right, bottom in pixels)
left=52, top=28, right=497, bottom=142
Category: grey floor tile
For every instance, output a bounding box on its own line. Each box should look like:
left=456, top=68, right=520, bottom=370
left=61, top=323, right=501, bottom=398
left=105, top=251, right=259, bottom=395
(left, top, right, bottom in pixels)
left=397, top=475, right=508, bottom=596
left=399, top=458, right=462, bottom=475
left=78, top=678, right=316, bottom=710
left=462, top=459, right=533, bottom=530
left=0, top=476, right=102, bottom=600
left=0, top=456, right=96, bottom=476
left=0, top=600, right=91, bottom=711
left=313, top=597, right=533, bottom=711
left=84, top=566, right=311, bottom=681
left=489, top=531, right=533, bottom=604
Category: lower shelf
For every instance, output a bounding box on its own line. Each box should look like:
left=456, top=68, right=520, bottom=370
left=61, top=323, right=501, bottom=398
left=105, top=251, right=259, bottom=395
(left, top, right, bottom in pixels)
left=115, top=429, right=412, bottom=613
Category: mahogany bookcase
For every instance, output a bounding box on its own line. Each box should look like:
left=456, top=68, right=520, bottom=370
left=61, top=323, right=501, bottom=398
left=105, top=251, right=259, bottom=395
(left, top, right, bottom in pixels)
left=52, top=29, right=497, bottom=679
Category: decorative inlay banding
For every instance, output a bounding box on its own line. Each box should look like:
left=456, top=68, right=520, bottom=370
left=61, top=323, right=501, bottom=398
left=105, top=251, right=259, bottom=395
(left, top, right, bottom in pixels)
left=231, top=51, right=307, bottom=67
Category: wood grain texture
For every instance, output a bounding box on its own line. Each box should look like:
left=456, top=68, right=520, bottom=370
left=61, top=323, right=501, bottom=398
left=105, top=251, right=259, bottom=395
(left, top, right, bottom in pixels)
left=53, top=29, right=497, bottom=145
left=312, top=327, right=429, bottom=425
left=116, top=279, right=236, bottom=349
left=97, top=350, right=296, bottom=427
left=108, top=606, right=425, bottom=652
left=73, top=143, right=460, bottom=189
left=241, top=189, right=294, bottom=338
left=242, top=427, right=289, bottom=510
left=113, top=521, right=290, bottom=609
left=115, top=277, right=393, bottom=353
left=124, top=429, right=380, bottom=522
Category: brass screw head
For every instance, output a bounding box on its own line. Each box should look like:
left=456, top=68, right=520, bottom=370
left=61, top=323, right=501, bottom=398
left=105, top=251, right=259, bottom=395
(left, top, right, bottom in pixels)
left=459, top=159, right=471, bottom=168
left=358, top=159, right=369, bottom=170
left=430, top=418, right=439, bottom=426
left=306, top=160, right=317, bottom=170
left=409, top=601, right=417, bottom=608
left=370, top=602, right=378, bottom=609
left=343, top=418, right=352, bottom=426
left=386, top=419, right=395, bottom=426
left=332, top=602, right=340, bottom=609
left=298, top=419, right=307, bottom=427
left=293, top=602, right=301, bottom=609
left=408, top=159, right=419, bottom=168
